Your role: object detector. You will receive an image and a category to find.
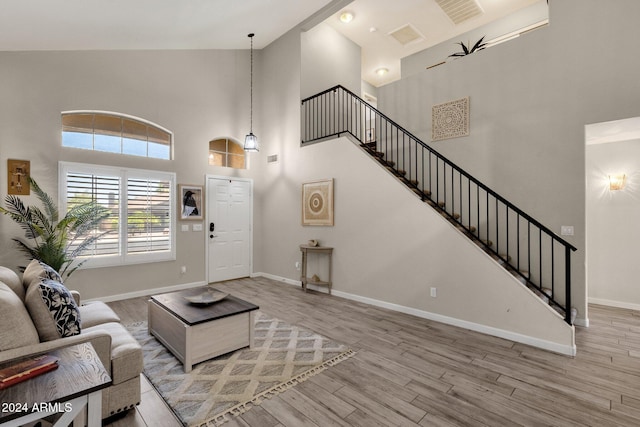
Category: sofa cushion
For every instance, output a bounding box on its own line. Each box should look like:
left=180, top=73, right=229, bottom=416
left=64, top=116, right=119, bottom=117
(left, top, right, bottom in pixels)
left=23, top=259, right=64, bottom=291
left=0, top=283, right=39, bottom=350
left=25, top=278, right=82, bottom=341
left=79, top=301, right=121, bottom=329
left=83, top=322, right=143, bottom=385
left=0, top=266, right=24, bottom=301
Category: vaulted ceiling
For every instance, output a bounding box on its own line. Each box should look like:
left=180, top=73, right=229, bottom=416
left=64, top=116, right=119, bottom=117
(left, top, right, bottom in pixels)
left=0, top=0, right=544, bottom=87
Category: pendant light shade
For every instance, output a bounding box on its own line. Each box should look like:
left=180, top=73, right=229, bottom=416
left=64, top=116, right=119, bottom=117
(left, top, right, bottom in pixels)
left=244, top=132, right=258, bottom=151
left=244, top=33, right=259, bottom=152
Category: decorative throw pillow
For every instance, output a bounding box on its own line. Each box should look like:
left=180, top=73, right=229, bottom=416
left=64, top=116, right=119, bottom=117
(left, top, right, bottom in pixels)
left=22, top=259, right=64, bottom=291
left=25, top=278, right=81, bottom=341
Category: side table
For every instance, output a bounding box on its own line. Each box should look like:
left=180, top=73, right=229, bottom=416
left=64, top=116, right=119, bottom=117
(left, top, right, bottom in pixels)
left=0, top=342, right=111, bottom=427
left=299, top=245, right=333, bottom=294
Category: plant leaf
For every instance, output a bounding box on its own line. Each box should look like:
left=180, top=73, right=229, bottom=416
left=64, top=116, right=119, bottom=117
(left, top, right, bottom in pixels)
left=29, top=177, right=58, bottom=223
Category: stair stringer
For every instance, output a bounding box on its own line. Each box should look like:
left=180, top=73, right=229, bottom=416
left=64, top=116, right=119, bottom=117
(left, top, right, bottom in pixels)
left=310, top=135, right=575, bottom=355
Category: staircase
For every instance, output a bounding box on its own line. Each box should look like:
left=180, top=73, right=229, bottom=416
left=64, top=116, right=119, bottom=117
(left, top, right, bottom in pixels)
left=301, top=85, right=577, bottom=325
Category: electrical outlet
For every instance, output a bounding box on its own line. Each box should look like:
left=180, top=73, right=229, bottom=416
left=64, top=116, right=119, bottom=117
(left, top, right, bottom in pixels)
left=295, top=261, right=301, bottom=271
left=180, top=266, right=187, bottom=274
left=430, top=287, right=437, bottom=298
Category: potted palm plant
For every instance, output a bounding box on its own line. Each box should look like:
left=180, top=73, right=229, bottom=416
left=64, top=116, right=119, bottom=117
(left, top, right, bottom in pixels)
left=0, top=177, right=110, bottom=279
left=449, top=36, right=487, bottom=58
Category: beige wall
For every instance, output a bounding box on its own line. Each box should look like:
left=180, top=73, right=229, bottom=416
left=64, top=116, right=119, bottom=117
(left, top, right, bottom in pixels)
left=258, top=25, right=574, bottom=352
left=0, top=49, right=259, bottom=299
left=376, top=0, right=640, bottom=325
left=3, top=0, right=627, bottom=349
left=301, top=22, right=362, bottom=99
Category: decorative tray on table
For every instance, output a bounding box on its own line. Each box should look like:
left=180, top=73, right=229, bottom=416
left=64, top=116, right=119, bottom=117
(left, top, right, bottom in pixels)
left=184, top=289, right=228, bottom=305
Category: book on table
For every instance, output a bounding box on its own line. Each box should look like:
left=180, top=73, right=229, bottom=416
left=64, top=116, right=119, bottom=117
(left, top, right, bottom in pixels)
left=0, top=354, right=59, bottom=389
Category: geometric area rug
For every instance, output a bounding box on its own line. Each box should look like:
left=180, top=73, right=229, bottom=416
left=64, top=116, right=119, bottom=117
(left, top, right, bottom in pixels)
left=126, top=312, right=355, bottom=427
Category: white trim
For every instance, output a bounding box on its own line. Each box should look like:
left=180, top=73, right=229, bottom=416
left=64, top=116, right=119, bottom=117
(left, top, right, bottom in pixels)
left=62, top=110, right=173, bottom=135
left=59, top=161, right=177, bottom=269
left=251, top=272, right=302, bottom=287
left=573, top=317, right=590, bottom=328
left=252, top=272, right=577, bottom=356
left=84, top=280, right=207, bottom=304
left=589, top=297, right=640, bottom=313
left=61, top=110, right=174, bottom=160
left=206, top=175, right=254, bottom=284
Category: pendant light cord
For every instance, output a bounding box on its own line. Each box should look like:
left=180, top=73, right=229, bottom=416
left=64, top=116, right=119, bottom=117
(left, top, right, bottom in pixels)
left=249, top=33, right=254, bottom=133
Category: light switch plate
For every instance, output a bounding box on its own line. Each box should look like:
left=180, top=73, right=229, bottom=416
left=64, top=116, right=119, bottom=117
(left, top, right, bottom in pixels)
left=561, top=225, right=574, bottom=236
left=181, top=224, right=189, bottom=232
left=193, top=223, right=203, bottom=232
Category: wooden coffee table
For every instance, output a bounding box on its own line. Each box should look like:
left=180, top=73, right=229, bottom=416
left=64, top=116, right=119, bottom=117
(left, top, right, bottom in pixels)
left=148, top=287, right=259, bottom=372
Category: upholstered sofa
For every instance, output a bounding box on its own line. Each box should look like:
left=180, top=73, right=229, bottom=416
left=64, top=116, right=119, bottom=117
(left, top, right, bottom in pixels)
left=0, top=260, right=143, bottom=419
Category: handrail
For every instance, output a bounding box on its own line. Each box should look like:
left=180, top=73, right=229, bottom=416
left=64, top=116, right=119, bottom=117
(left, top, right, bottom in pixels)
left=301, top=85, right=577, bottom=324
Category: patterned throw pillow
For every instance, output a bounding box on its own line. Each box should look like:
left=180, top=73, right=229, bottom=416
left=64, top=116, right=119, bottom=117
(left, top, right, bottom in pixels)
left=38, top=261, right=64, bottom=282
left=25, top=278, right=81, bottom=341
left=22, top=259, right=64, bottom=291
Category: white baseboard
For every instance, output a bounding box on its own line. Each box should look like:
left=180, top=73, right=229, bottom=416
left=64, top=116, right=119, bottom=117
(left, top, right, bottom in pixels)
left=252, top=273, right=576, bottom=356
left=589, top=297, right=640, bottom=313
left=251, top=272, right=301, bottom=287
left=573, top=317, right=590, bottom=327
left=85, top=280, right=207, bottom=303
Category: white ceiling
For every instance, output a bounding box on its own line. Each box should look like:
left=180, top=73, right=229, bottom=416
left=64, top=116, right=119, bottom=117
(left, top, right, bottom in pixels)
left=324, top=0, right=543, bottom=87
left=0, top=0, right=542, bottom=87
left=0, top=0, right=334, bottom=50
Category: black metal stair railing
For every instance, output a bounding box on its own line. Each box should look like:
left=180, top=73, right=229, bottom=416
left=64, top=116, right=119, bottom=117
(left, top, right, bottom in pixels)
left=301, top=85, right=578, bottom=325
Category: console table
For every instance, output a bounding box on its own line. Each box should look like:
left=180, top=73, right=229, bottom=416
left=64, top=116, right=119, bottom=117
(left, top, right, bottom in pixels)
left=299, top=245, right=333, bottom=294
left=0, top=342, right=111, bottom=427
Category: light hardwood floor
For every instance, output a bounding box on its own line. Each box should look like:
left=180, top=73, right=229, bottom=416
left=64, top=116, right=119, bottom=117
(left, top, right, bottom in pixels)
left=106, top=277, right=640, bottom=426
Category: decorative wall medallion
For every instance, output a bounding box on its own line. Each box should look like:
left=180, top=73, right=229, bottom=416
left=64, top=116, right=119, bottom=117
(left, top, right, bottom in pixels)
left=302, top=179, right=334, bottom=226
left=432, top=97, right=470, bottom=141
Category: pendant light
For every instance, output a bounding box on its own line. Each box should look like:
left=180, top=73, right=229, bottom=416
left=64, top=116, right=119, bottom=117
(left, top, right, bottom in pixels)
left=244, top=33, right=259, bottom=152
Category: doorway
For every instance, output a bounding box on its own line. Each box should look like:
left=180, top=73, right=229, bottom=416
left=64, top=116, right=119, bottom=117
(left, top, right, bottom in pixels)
left=586, top=117, right=640, bottom=311
left=206, top=176, right=253, bottom=283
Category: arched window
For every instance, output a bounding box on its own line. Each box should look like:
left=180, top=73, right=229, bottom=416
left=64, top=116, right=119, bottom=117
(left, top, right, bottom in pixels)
left=208, top=138, right=245, bottom=169
left=62, top=111, right=172, bottom=160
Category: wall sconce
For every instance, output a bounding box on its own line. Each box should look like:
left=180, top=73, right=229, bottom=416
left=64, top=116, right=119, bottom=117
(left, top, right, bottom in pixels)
left=609, top=174, right=627, bottom=191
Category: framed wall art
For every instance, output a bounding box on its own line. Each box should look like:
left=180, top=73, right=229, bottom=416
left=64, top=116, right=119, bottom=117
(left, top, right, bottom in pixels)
left=8, top=159, right=30, bottom=195
left=179, top=184, right=204, bottom=220
left=302, top=179, right=334, bottom=226
left=432, top=97, right=470, bottom=142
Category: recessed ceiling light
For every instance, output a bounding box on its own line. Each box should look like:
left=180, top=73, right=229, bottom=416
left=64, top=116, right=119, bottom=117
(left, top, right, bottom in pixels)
left=376, top=68, right=389, bottom=76
left=339, top=11, right=354, bottom=23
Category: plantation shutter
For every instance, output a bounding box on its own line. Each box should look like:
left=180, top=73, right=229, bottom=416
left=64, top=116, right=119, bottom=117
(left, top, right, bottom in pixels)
left=60, top=161, right=176, bottom=267
left=65, top=171, right=120, bottom=257
left=127, top=177, right=172, bottom=254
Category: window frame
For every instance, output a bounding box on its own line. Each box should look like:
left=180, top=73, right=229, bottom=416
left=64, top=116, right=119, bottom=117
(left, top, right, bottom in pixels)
left=59, top=161, right=176, bottom=269
left=61, top=110, right=174, bottom=160
left=208, top=137, right=246, bottom=169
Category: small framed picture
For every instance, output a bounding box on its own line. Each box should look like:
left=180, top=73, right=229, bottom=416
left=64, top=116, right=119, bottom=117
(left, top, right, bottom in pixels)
left=8, top=159, right=30, bottom=195
left=179, top=184, right=204, bottom=220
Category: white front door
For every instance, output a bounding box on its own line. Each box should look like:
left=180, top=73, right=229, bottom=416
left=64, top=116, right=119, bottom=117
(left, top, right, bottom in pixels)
left=207, top=177, right=252, bottom=283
